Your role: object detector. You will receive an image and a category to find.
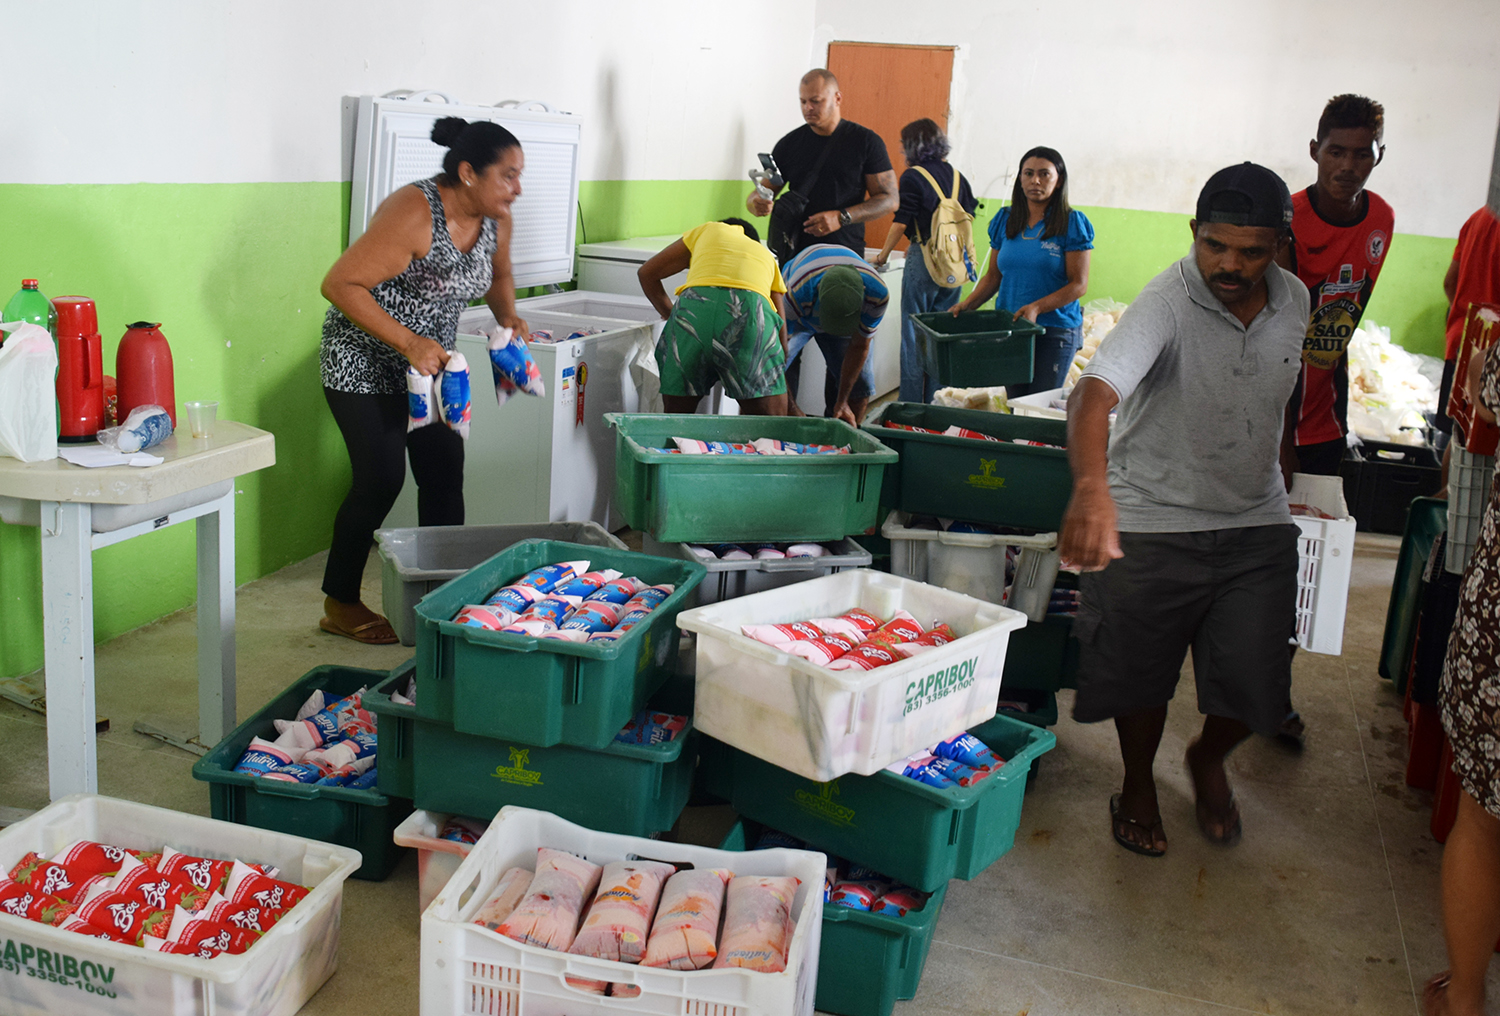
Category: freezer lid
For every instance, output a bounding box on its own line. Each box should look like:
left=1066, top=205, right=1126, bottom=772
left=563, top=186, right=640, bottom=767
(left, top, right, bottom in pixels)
left=574, top=235, right=683, bottom=264
left=349, top=91, right=581, bottom=287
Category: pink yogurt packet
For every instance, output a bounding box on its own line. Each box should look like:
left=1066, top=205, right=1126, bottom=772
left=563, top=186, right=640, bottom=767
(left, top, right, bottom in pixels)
left=501, top=596, right=573, bottom=636
left=453, top=604, right=518, bottom=630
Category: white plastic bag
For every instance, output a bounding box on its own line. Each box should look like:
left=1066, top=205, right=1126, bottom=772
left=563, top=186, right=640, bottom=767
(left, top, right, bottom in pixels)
left=0, top=322, right=59, bottom=462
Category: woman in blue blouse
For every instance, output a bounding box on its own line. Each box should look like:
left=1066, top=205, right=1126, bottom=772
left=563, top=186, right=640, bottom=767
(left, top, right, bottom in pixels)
left=952, top=146, right=1093, bottom=397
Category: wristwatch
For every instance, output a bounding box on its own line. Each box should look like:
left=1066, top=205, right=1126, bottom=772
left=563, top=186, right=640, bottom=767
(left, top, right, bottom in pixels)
left=838, top=208, right=852, bottom=226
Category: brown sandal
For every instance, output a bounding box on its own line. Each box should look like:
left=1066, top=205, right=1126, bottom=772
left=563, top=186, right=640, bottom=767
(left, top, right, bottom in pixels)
left=319, top=614, right=398, bottom=645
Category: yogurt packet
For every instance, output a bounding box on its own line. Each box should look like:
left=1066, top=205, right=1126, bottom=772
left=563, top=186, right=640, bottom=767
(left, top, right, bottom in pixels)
left=487, top=326, right=546, bottom=404
left=437, top=352, right=472, bottom=439
left=406, top=367, right=437, bottom=433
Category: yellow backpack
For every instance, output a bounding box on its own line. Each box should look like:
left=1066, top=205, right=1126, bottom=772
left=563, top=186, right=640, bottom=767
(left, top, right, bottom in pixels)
left=913, top=166, right=978, bottom=288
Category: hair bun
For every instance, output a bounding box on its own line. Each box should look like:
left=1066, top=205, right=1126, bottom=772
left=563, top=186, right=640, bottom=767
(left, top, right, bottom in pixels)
left=430, top=117, right=469, bottom=148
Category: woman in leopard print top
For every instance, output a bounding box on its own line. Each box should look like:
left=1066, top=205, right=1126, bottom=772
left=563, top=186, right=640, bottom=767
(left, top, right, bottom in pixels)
left=316, top=116, right=530, bottom=643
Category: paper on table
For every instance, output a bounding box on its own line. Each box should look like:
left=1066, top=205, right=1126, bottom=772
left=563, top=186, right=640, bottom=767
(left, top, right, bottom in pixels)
left=58, top=446, right=165, bottom=468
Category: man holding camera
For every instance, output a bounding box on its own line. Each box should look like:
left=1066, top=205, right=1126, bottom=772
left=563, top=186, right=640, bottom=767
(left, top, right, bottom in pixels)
left=748, top=68, right=897, bottom=261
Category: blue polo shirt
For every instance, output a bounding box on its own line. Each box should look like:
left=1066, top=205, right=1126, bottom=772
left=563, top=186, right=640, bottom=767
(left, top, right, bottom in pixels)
left=986, top=207, right=1095, bottom=330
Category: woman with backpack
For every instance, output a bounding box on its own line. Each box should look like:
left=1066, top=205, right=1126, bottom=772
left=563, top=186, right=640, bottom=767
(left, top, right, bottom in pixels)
left=872, top=118, right=979, bottom=403
left=951, top=145, right=1094, bottom=397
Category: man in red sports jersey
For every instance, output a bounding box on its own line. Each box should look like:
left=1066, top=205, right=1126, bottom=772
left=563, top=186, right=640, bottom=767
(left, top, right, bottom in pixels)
left=1278, top=94, right=1394, bottom=477
left=1274, top=94, right=1393, bottom=748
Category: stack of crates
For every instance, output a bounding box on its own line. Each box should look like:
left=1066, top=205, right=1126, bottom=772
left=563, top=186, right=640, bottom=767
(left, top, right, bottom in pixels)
left=677, top=569, right=1053, bottom=1016
left=864, top=401, right=1076, bottom=718
left=364, top=539, right=707, bottom=839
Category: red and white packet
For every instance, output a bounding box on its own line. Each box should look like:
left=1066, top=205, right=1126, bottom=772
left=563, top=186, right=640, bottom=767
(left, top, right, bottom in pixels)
left=893, top=623, right=958, bottom=659
left=223, top=861, right=308, bottom=915
left=0, top=878, right=77, bottom=926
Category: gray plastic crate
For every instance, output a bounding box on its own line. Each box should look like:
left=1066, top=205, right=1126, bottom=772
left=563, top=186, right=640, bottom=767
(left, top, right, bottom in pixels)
left=642, top=534, right=871, bottom=606
left=375, top=522, right=627, bottom=646
left=1446, top=448, right=1495, bottom=574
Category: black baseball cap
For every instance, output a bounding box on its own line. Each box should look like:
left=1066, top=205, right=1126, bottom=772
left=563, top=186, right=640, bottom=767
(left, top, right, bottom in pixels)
left=1196, top=162, right=1293, bottom=229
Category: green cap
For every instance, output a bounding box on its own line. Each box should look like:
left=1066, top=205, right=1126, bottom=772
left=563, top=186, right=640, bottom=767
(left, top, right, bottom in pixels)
left=815, top=266, right=865, bottom=337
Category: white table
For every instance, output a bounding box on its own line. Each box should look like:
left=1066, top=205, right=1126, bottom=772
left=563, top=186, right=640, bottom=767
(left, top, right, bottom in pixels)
left=0, top=422, right=275, bottom=800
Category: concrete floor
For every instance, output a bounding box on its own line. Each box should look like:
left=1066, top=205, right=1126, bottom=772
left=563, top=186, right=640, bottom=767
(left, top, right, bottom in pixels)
left=0, top=534, right=1495, bottom=1014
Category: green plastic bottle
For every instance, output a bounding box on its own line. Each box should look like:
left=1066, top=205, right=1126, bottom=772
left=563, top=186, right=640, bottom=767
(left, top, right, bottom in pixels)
left=1, top=279, right=56, bottom=347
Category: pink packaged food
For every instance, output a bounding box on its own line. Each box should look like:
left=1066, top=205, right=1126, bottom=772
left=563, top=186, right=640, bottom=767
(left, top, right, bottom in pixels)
left=157, top=847, right=235, bottom=894
left=824, top=640, right=903, bottom=671
left=828, top=879, right=884, bottom=911
left=497, top=848, right=603, bottom=951
left=740, top=619, right=833, bottom=650
left=642, top=867, right=732, bottom=970
left=568, top=860, right=677, bottom=964
left=501, top=596, right=573, bottom=636
left=473, top=866, right=534, bottom=930
left=49, top=840, right=133, bottom=882
left=0, top=878, right=77, bottom=926
left=8, top=852, right=108, bottom=904
left=871, top=886, right=929, bottom=918
left=223, top=862, right=308, bottom=914
left=453, top=604, right=517, bottom=630
left=785, top=629, right=859, bottom=666
left=864, top=611, right=922, bottom=645
left=60, top=916, right=132, bottom=943
left=893, top=623, right=958, bottom=658
left=164, top=905, right=258, bottom=955
left=711, top=875, right=800, bottom=973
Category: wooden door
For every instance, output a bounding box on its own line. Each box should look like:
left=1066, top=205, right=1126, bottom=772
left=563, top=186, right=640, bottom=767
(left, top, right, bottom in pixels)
left=826, top=42, right=955, bottom=251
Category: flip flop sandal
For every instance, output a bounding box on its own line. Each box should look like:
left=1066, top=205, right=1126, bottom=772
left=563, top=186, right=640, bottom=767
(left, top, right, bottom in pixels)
left=1194, top=792, right=1243, bottom=847
left=1110, top=793, right=1166, bottom=857
left=319, top=615, right=398, bottom=645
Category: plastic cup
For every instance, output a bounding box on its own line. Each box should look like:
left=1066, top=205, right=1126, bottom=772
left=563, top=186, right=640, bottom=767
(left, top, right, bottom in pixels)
left=183, top=400, right=218, bottom=439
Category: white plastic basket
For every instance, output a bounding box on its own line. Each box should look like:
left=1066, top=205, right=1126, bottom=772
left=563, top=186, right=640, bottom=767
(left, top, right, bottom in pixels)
left=394, top=809, right=481, bottom=915
left=1289, top=473, right=1358, bottom=656
left=0, top=794, right=361, bottom=1016
left=642, top=535, right=872, bottom=607
left=1445, top=448, right=1494, bottom=574
left=677, top=570, right=1028, bottom=782
left=881, top=510, right=1058, bottom=619
left=420, top=806, right=824, bottom=1016
left=1007, top=386, right=1069, bottom=420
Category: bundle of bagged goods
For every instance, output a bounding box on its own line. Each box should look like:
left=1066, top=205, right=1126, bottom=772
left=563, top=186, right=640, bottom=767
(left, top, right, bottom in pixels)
left=4, top=840, right=309, bottom=958
left=1346, top=318, right=1441, bottom=445
left=231, top=684, right=378, bottom=788
left=467, top=846, right=799, bottom=988
left=748, top=827, right=931, bottom=918
left=449, top=559, right=675, bottom=643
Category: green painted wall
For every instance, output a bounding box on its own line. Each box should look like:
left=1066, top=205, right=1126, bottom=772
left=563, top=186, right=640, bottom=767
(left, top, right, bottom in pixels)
left=971, top=200, right=1456, bottom=358
left=0, top=177, right=1457, bottom=678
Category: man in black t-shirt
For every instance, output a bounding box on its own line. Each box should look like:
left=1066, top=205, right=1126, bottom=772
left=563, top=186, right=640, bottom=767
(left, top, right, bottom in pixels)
left=748, top=69, right=897, bottom=261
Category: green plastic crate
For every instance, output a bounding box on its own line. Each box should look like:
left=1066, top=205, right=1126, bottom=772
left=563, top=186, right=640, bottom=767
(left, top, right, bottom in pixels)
left=413, top=539, right=705, bottom=749
left=364, top=660, right=417, bottom=800
left=1001, top=615, right=1080, bottom=692
left=192, top=665, right=413, bottom=881
left=606, top=413, right=898, bottom=542
left=909, top=308, right=1043, bottom=387
left=997, top=688, right=1059, bottom=728
left=865, top=402, right=1071, bottom=532
left=720, top=818, right=948, bottom=1016
left=409, top=710, right=697, bottom=837
left=1380, top=496, right=1448, bottom=691
left=721, top=712, right=1055, bottom=892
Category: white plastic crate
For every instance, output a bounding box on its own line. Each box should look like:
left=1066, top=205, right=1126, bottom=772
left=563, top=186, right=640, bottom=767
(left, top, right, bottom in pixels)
left=1289, top=473, right=1358, bottom=656
left=678, top=570, right=1028, bottom=782
left=420, top=806, right=824, bottom=1016
left=0, top=794, right=361, bottom=1016
left=1007, top=386, right=1068, bottom=420
left=882, top=510, right=1058, bottom=618
left=643, top=535, right=872, bottom=607
left=394, top=809, right=481, bottom=915
left=1445, top=448, right=1494, bottom=574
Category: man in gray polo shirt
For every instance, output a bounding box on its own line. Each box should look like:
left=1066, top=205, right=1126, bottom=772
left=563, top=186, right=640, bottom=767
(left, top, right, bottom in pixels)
left=1059, top=163, right=1309, bottom=857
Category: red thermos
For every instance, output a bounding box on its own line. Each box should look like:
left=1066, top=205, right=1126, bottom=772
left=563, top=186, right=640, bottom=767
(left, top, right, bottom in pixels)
left=116, top=321, right=176, bottom=428
left=51, top=296, right=105, bottom=443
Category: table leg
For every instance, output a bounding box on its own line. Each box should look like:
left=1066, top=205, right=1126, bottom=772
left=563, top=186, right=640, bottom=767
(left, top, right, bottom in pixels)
left=196, top=490, right=236, bottom=747
left=40, top=500, right=96, bottom=799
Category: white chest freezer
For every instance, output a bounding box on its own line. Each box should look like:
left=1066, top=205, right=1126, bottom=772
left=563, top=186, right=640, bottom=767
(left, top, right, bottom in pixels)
left=387, top=309, right=652, bottom=529
left=578, top=234, right=904, bottom=415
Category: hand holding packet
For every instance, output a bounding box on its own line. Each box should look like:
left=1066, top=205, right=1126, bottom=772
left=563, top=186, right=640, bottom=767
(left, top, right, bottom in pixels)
left=407, top=368, right=436, bottom=432
left=487, top=325, right=546, bottom=405
left=437, top=352, right=472, bottom=438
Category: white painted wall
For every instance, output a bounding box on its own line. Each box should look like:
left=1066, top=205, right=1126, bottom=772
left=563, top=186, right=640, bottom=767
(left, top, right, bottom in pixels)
left=0, top=0, right=814, bottom=187
left=812, top=0, right=1500, bottom=238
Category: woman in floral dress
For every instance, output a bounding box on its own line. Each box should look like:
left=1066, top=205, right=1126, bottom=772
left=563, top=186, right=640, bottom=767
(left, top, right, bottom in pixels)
left=1428, top=342, right=1500, bottom=1016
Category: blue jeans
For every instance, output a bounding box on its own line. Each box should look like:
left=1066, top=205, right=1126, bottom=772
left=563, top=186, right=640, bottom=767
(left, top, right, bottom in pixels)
left=785, top=327, right=876, bottom=411
left=1008, top=324, right=1082, bottom=398
left=899, top=247, right=961, bottom=403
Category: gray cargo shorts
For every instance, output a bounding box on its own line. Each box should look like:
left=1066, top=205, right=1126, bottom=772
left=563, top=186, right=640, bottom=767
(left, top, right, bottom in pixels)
left=1071, top=524, right=1300, bottom=736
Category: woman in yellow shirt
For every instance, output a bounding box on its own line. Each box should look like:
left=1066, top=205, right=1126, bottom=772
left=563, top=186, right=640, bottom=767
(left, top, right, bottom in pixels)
left=637, top=218, right=789, bottom=415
